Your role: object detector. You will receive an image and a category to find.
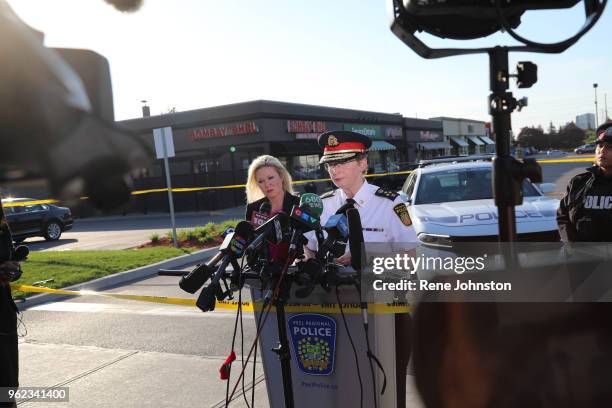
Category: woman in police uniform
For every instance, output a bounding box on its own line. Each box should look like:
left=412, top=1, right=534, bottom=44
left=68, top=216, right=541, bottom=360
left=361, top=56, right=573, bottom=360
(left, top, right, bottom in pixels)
left=306, top=130, right=417, bottom=408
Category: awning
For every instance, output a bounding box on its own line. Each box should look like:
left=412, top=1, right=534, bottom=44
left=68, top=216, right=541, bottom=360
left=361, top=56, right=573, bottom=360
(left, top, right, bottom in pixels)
left=370, top=141, right=397, bottom=151
left=449, top=136, right=469, bottom=147
left=418, top=141, right=452, bottom=150
left=467, top=135, right=484, bottom=145
left=479, top=136, right=495, bottom=145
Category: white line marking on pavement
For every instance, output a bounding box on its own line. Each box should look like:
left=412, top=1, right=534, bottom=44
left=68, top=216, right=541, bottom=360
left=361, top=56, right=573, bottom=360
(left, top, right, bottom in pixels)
left=28, top=302, right=253, bottom=319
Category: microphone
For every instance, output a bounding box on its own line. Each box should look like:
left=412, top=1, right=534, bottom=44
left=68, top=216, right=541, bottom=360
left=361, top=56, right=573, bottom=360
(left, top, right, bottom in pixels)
left=12, top=245, right=29, bottom=262
left=245, top=212, right=290, bottom=253
left=260, top=201, right=271, bottom=215
left=300, top=193, right=323, bottom=220
left=316, top=214, right=349, bottom=261
left=180, top=221, right=254, bottom=294
left=194, top=221, right=254, bottom=311
left=300, top=193, right=325, bottom=247
left=250, top=201, right=271, bottom=227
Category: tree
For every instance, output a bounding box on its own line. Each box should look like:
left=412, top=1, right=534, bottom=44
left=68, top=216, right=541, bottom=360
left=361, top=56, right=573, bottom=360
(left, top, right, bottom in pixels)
left=517, top=126, right=546, bottom=150
left=557, top=122, right=585, bottom=149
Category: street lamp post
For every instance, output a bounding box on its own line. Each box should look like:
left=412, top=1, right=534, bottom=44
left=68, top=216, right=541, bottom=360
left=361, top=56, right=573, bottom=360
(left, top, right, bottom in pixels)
left=594, top=83, right=599, bottom=128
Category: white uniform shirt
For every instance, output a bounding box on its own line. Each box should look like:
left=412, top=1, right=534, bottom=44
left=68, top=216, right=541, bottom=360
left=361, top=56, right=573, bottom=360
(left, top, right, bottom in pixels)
left=307, top=181, right=417, bottom=251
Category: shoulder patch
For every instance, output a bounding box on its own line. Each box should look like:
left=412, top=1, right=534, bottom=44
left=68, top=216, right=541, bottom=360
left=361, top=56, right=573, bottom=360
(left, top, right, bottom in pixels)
left=393, top=203, right=412, bottom=227
left=320, top=190, right=336, bottom=199
left=375, top=188, right=398, bottom=201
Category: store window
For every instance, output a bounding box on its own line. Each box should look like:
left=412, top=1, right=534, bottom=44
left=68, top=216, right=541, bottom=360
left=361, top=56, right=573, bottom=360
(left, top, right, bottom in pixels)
left=192, top=159, right=218, bottom=174
left=293, top=154, right=321, bottom=180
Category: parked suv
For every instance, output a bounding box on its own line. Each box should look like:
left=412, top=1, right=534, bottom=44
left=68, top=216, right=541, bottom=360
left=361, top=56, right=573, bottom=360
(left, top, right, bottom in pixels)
left=1, top=198, right=74, bottom=242
left=574, top=143, right=596, bottom=154
left=400, top=156, right=560, bottom=248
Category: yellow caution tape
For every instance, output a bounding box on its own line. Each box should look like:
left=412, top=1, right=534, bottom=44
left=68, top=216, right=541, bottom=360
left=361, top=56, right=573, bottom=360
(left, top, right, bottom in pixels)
left=11, top=284, right=411, bottom=314
left=1, top=157, right=593, bottom=208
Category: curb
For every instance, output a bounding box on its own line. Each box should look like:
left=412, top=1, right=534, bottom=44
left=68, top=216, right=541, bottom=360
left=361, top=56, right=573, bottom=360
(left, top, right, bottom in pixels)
left=74, top=208, right=245, bottom=224
left=17, top=246, right=220, bottom=311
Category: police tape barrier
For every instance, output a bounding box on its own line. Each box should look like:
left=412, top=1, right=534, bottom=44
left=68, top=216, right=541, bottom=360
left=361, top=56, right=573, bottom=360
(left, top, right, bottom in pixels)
left=11, top=284, right=411, bottom=314
left=1, top=156, right=595, bottom=208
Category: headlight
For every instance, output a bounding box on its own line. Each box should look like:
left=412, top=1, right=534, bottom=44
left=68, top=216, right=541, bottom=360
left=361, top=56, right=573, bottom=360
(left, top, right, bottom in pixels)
left=418, top=233, right=452, bottom=248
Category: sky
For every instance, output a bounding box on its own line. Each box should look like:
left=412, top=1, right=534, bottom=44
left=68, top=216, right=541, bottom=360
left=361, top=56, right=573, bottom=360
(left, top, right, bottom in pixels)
left=6, top=0, right=612, bottom=132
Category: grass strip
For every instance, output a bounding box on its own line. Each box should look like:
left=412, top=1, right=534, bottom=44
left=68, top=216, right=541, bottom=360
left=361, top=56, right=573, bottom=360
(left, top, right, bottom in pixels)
left=13, top=247, right=192, bottom=298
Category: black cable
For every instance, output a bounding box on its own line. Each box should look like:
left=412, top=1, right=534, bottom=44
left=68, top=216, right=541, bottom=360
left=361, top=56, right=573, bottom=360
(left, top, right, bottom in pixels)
left=494, top=0, right=607, bottom=52
left=251, top=305, right=260, bottom=408
left=335, top=287, right=364, bottom=408
left=225, top=276, right=242, bottom=407
left=238, top=258, right=251, bottom=408
left=356, top=285, right=382, bottom=408
left=228, top=255, right=293, bottom=402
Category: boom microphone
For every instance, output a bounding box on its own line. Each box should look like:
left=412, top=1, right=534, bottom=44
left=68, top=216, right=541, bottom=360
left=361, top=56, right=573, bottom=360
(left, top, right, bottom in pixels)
left=179, top=221, right=254, bottom=294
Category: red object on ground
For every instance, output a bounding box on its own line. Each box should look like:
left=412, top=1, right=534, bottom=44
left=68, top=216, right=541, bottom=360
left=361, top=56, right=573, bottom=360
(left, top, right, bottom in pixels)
left=219, top=350, right=237, bottom=380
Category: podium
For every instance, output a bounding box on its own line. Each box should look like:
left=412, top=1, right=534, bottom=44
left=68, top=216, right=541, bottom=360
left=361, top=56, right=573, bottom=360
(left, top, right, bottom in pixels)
left=247, top=279, right=398, bottom=408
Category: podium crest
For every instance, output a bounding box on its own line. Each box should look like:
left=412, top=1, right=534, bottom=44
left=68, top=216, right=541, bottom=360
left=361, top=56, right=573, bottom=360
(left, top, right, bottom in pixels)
left=288, top=313, right=337, bottom=376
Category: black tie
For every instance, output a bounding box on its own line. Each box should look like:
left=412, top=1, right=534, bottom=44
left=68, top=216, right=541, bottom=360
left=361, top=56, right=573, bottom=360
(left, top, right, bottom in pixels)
left=336, top=198, right=356, bottom=215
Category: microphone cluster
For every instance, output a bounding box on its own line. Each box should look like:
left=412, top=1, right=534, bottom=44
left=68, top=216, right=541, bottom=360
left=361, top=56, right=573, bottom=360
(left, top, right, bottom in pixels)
left=178, top=192, right=366, bottom=311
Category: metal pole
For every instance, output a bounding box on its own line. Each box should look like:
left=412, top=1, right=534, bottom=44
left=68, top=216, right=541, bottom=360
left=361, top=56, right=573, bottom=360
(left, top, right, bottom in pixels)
left=489, top=47, right=516, bottom=243
left=162, top=127, right=178, bottom=248
left=594, top=83, right=599, bottom=128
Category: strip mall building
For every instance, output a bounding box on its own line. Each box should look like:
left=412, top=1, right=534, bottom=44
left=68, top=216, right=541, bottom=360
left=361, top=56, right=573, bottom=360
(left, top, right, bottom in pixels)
left=117, top=100, right=492, bottom=213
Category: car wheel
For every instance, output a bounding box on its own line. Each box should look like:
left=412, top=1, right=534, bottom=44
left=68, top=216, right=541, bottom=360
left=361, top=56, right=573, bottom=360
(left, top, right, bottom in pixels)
left=43, top=221, right=62, bottom=241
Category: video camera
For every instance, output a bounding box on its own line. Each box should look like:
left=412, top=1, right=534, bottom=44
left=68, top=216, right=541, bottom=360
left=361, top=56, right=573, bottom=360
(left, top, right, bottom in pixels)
left=0, top=1, right=152, bottom=212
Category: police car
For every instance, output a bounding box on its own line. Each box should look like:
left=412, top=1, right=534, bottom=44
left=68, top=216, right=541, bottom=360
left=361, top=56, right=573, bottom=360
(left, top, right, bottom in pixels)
left=400, top=156, right=560, bottom=247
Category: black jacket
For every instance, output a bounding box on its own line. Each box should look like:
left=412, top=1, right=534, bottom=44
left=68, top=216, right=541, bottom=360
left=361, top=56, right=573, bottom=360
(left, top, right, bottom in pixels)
left=557, top=166, right=612, bottom=242
left=0, top=198, right=19, bottom=390
left=245, top=192, right=300, bottom=223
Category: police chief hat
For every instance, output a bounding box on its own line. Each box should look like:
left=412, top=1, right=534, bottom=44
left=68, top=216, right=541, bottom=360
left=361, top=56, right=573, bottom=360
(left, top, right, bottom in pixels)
left=596, top=122, right=612, bottom=145
left=318, top=130, right=372, bottom=164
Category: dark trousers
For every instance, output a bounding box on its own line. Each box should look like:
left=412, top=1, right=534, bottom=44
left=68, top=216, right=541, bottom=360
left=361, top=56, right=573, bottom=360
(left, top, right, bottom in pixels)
left=395, top=313, right=412, bottom=408
left=0, top=289, right=18, bottom=408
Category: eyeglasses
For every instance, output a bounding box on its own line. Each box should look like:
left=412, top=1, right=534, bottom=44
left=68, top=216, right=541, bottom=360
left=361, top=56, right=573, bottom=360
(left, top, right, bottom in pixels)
left=324, top=159, right=358, bottom=172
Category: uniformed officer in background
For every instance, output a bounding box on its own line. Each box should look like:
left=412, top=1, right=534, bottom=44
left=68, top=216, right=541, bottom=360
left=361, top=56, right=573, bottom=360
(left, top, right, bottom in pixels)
left=0, top=197, right=20, bottom=408
left=557, top=122, right=612, bottom=242
left=306, top=130, right=417, bottom=408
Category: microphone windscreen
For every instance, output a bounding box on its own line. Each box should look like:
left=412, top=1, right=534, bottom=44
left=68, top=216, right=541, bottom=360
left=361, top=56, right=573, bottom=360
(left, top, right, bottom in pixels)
left=300, top=193, right=323, bottom=220
left=13, top=245, right=29, bottom=261
left=346, top=208, right=364, bottom=271
left=233, top=221, right=255, bottom=255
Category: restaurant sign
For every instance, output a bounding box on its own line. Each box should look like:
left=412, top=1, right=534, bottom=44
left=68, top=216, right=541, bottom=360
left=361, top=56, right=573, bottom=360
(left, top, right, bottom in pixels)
left=190, top=121, right=259, bottom=140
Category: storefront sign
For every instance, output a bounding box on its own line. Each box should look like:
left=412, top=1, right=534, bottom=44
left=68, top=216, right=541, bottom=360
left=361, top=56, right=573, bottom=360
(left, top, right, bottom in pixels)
left=189, top=121, right=259, bottom=140
left=419, top=130, right=443, bottom=142
left=287, top=120, right=327, bottom=133
left=385, top=126, right=403, bottom=140
left=343, top=124, right=381, bottom=138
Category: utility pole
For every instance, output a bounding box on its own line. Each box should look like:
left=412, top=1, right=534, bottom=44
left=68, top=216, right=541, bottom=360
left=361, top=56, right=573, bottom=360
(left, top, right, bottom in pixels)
left=605, top=94, right=609, bottom=122
left=594, top=83, right=599, bottom=128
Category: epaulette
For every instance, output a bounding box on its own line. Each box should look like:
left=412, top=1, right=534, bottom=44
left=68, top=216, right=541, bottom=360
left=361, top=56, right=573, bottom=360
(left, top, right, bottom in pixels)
left=375, top=188, right=398, bottom=201
left=320, top=190, right=336, bottom=199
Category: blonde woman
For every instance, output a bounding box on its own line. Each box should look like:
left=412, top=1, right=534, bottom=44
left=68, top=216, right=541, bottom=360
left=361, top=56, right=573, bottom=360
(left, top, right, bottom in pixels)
left=245, top=155, right=299, bottom=225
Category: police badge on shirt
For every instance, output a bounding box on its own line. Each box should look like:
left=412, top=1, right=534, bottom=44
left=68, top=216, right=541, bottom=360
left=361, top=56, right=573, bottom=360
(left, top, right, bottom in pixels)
left=393, top=203, right=412, bottom=226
